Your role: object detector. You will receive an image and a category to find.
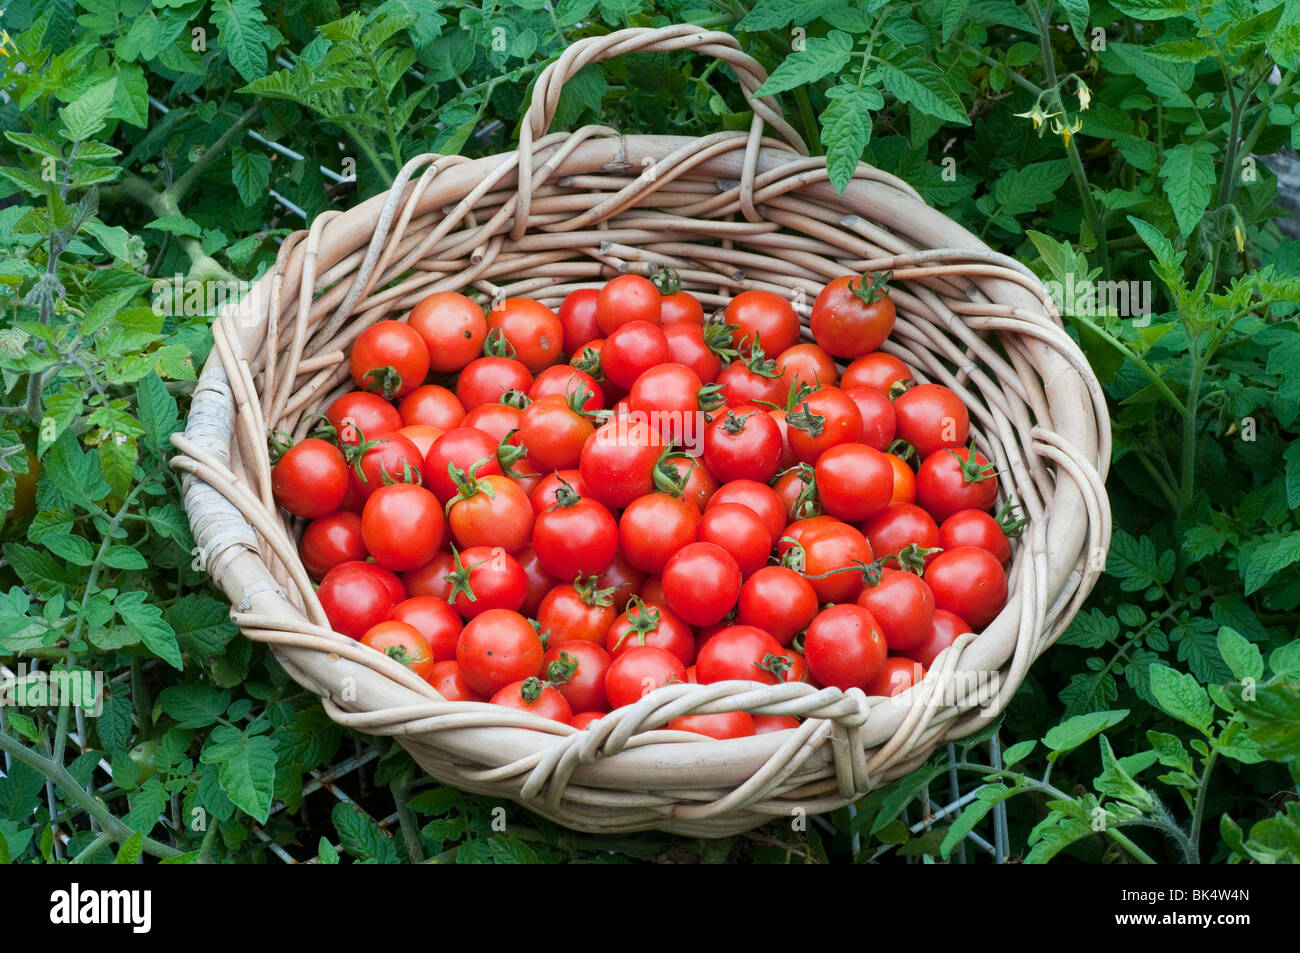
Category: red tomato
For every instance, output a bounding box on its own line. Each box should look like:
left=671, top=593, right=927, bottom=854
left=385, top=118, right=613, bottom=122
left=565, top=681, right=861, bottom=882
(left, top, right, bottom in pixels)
left=491, top=678, right=573, bottom=724
left=544, top=640, right=612, bottom=713
left=856, top=568, right=935, bottom=652
left=737, top=566, right=819, bottom=646
left=321, top=560, right=406, bottom=604
left=923, top=546, right=1008, bottom=628
left=862, top=503, right=941, bottom=562
left=318, top=562, right=399, bottom=639
left=444, top=545, right=527, bottom=618
left=716, top=356, right=785, bottom=408
left=390, top=596, right=463, bottom=662
left=517, top=394, right=594, bottom=472
left=570, top=711, right=606, bottom=730
left=455, top=356, right=533, bottom=411
left=777, top=343, right=838, bottom=393
left=446, top=474, right=533, bottom=554
left=398, top=384, right=466, bottom=431
left=892, top=383, right=970, bottom=460
left=424, top=427, right=503, bottom=502
left=786, top=387, right=863, bottom=465
left=903, top=609, right=972, bottom=668
left=726, top=289, right=799, bottom=356
left=668, top=711, right=756, bottom=739
left=425, top=660, right=485, bottom=702
left=659, top=288, right=704, bottom=326
left=402, top=552, right=456, bottom=600
left=697, top=502, right=772, bottom=577
left=397, top=424, right=444, bottom=460
left=272, top=438, right=350, bottom=518
left=606, top=597, right=695, bottom=666
left=597, top=275, right=661, bottom=334
left=842, top=352, right=912, bottom=395
left=706, top=480, right=785, bottom=543
left=557, top=288, right=602, bottom=354
left=601, top=320, right=669, bottom=390
left=529, top=470, right=587, bottom=516
left=350, top=431, right=424, bottom=499
left=456, top=609, right=545, bottom=697
left=661, top=542, right=742, bottom=627
left=916, top=448, right=999, bottom=522
left=485, top=298, right=563, bottom=374
left=532, top=487, right=619, bottom=578
left=803, top=604, right=888, bottom=691
left=658, top=455, right=717, bottom=511
left=578, top=419, right=665, bottom=509
left=663, top=322, right=723, bottom=382
left=814, top=443, right=894, bottom=522
left=361, top=483, right=446, bottom=571
left=324, top=392, right=403, bottom=447
left=627, top=362, right=714, bottom=436
left=618, top=493, right=700, bottom=574
left=867, top=657, right=926, bottom=698
left=939, top=509, right=1013, bottom=565
left=300, top=511, right=366, bottom=578
left=604, top=645, right=686, bottom=709
left=596, top=552, right=646, bottom=613
left=787, top=520, right=873, bottom=604
left=773, top=465, right=817, bottom=522
left=538, top=578, right=617, bottom=644
left=461, top=402, right=523, bottom=446
left=703, top=406, right=782, bottom=484
left=753, top=714, right=801, bottom=734
left=809, top=274, right=895, bottom=358
left=407, top=291, right=487, bottom=372
left=350, top=320, right=430, bottom=398
left=513, top=543, right=558, bottom=617
left=842, top=387, right=896, bottom=451
left=885, top=453, right=917, bottom=505
left=361, top=620, right=435, bottom=680
left=529, top=364, right=604, bottom=411
left=695, top=625, right=793, bottom=685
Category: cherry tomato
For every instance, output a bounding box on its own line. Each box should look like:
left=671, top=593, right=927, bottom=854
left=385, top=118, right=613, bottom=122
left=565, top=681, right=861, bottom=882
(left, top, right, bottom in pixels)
left=668, top=711, right=755, bottom=739
left=663, top=322, right=722, bottom=382
left=856, top=568, right=935, bottom=652
left=785, top=387, right=863, bottom=465
left=398, top=384, right=465, bottom=431
left=557, top=288, right=602, bottom=354
left=486, top=298, right=564, bottom=374
left=606, top=597, right=695, bottom=666
left=325, top=392, right=403, bottom=447
left=862, top=503, right=941, bottom=562
left=444, top=545, right=527, bottom=618
left=529, top=365, right=604, bottom=411
left=544, top=640, right=612, bottom=713
left=703, top=406, right=782, bottom=484
left=658, top=456, right=717, bottom=511
left=695, top=625, right=793, bottom=685
left=529, top=470, right=587, bottom=516
left=842, top=352, right=912, bottom=395
left=390, top=596, right=463, bottom=662
left=923, top=546, right=1008, bottom=628
left=885, top=453, right=917, bottom=505
left=753, top=714, right=801, bottom=734
left=601, top=320, right=669, bottom=390
left=842, top=387, right=896, bottom=451
left=578, top=419, right=665, bottom=509
left=814, top=442, right=894, bottom=522
left=456, top=356, right=532, bottom=411
left=402, top=552, right=456, bottom=600
left=461, top=401, right=523, bottom=446
left=518, top=394, right=594, bottom=472
left=350, top=320, right=430, bottom=398
left=661, top=542, right=741, bottom=627
left=697, top=502, right=772, bottom=577
left=867, top=657, right=926, bottom=698
left=777, top=343, right=838, bottom=393
left=597, top=275, right=661, bottom=334
left=361, top=620, right=435, bottom=680
left=424, top=427, right=503, bottom=502
left=300, top=511, right=366, bottom=578
left=426, top=660, right=485, bottom=701
left=596, top=552, right=646, bottom=613
left=351, top=431, right=424, bottom=499
left=726, top=289, right=799, bottom=356
left=618, top=493, right=700, bottom=574
left=514, top=543, right=558, bottom=617
left=786, top=519, right=873, bottom=604
left=532, top=487, right=619, bottom=578
left=903, top=609, right=972, bottom=668
left=659, top=288, right=704, bottom=326
left=407, top=291, right=487, bottom=372
left=322, top=560, right=406, bottom=604
left=706, top=480, right=785, bottom=543
left=491, top=678, right=572, bottom=724
left=361, top=483, right=445, bottom=571
left=916, top=448, right=998, bottom=522
left=737, top=566, right=819, bottom=646
left=939, top=509, right=1013, bottom=565
left=809, top=274, right=895, bottom=358
left=803, top=604, right=888, bottom=691
left=538, top=577, right=618, bottom=644
left=893, top=383, right=970, bottom=460
left=603, top=645, right=686, bottom=709
left=716, top=357, right=785, bottom=408
left=318, top=562, right=399, bottom=639
left=272, top=438, right=350, bottom=518
left=571, top=711, right=605, bottom=729
left=456, top=609, right=545, bottom=697
left=397, top=424, right=444, bottom=459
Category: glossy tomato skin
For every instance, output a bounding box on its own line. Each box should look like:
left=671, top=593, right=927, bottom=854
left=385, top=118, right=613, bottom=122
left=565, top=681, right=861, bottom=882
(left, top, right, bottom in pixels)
left=461, top=402, right=522, bottom=446
left=491, top=679, right=573, bottom=724
left=529, top=470, right=586, bottom=516
left=601, top=320, right=669, bottom=390
left=486, top=298, right=564, bottom=374
left=856, top=568, right=935, bottom=652
left=753, top=714, right=801, bottom=734
left=456, top=609, right=545, bottom=697
left=862, top=503, right=941, bottom=562
left=867, top=657, right=926, bottom=698
left=557, top=288, right=602, bottom=353
left=596, top=552, right=646, bottom=613
left=272, top=438, right=350, bottom=518
left=448, top=474, right=534, bottom=554
left=300, top=511, right=366, bottom=578
left=663, top=323, right=722, bottom=382
left=803, top=604, right=888, bottom=691
left=786, top=388, right=864, bottom=465
left=532, top=494, right=619, bottom=579
left=538, top=583, right=617, bottom=644
left=790, top=520, right=873, bottom=604
left=398, top=384, right=465, bottom=431
left=447, top=545, right=527, bottom=618
left=892, top=384, right=970, bottom=460
left=773, top=466, right=815, bottom=522
left=322, top=560, right=406, bottom=605
left=351, top=431, right=424, bottom=499
left=543, top=640, right=612, bottom=713
left=514, top=544, right=558, bottom=617
left=407, top=291, right=487, bottom=372
left=361, top=483, right=446, bottom=571
left=939, top=509, right=1013, bottom=565
left=318, top=563, right=398, bottom=640
left=570, top=711, right=606, bottom=730
left=809, top=275, right=896, bottom=358
left=578, top=419, right=665, bottom=509
left=603, top=645, right=686, bottom=710
left=886, top=453, right=917, bottom=505
left=814, top=443, right=894, bottom=522
left=842, top=352, right=912, bottom=395
left=627, top=362, right=705, bottom=425
left=777, top=342, right=838, bottom=393
left=390, top=596, right=463, bottom=662
left=425, top=660, right=485, bottom=701
left=923, top=546, right=1008, bottom=629
left=361, top=620, right=435, bottom=680
left=706, top=480, right=785, bottom=544
left=618, top=493, right=700, bottom=574
left=659, top=456, right=717, bottom=511
left=402, top=552, right=456, bottom=600
left=916, top=448, right=999, bottom=522
left=668, top=711, right=756, bottom=739
left=903, top=609, right=972, bottom=668
left=455, top=356, right=533, bottom=411
left=325, top=392, right=403, bottom=447
left=661, top=542, right=742, bottom=627
left=726, top=289, right=799, bottom=356
left=398, top=424, right=443, bottom=460
left=606, top=599, right=695, bottom=666
left=660, top=289, right=704, bottom=326
left=697, top=502, right=772, bottom=577
left=350, top=320, right=430, bottom=398
left=716, top=360, right=785, bottom=408
left=518, top=395, right=594, bottom=473
left=695, top=625, right=792, bottom=685
left=703, top=406, right=782, bottom=484
left=529, top=365, right=604, bottom=411
left=597, top=275, right=661, bottom=334
left=843, top=387, right=896, bottom=451
left=424, top=427, right=503, bottom=503
left=737, top=566, right=819, bottom=646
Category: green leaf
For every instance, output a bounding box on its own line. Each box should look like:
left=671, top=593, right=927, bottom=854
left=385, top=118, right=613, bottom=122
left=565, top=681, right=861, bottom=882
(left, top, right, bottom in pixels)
left=98, top=689, right=134, bottom=752
left=201, top=726, right=277, bottom=823
left=1270, top=641, right=1300, bottom=679
left=1149, top=665, right=1213, bottom=731
left=1055, top=0, right=1090, bottom=46
left=1043, top=709, right=1130, bottom=760
left=755, top=32, right=854, bottom=97
left=1058, top=608, right=1119, bottom=648
left=144, top=214, right=202, bottom=238
left=1109, top=0, right=1188, bottom=18
left=820, top=84, right=882, bottom=194
left=116, top=592, right=183, bottom=670
left=59, top=79, right=116, bottom=141
left=1238, top=682, right=1300, bottom=762
left=1239, top=532, right=1300, bottom=595
left=136, top=373, right=180, bottom=455
left=876, top=48, right=970, bottom=125
left=1105, top=531, right=1175, bottom=592
left=41, top=533, right=95, bottom=566
left=102, top=545, right=148, bottom=570
left=125, top=778, right=167, bottom=836
left=1217, top=627, right=1264, bottom=682
left=99, top=435, right=137, bottom=498
left=1002, top=739, right=1036, bottom=766
left=1111, top=43, right=1195, bottom=107
left=992, top=160, right=1071, bottom=220
left=1284, top=441, right=1300, bottom=510
left=230, top=147, right=271, bottom=206
left=1094, top=735, right=1157, bottom=810
left=942, top=0, right=970, bottom=42
left=115, top=831, right=143, bottom=864
left=211, top=0, right=274, bottom=83
left=1159, top=142, right=1217, bottom=236
left=318, top=838, right=340, bottom=864
left=332, top=802, right=400, bottom=863
left=737, top=0, right=842, bottom=30
left=160, top=683, right=232, bottom=729
left=869, top=763, right=947, bottom=834
left=1147, top=730, right=1193, bottom=773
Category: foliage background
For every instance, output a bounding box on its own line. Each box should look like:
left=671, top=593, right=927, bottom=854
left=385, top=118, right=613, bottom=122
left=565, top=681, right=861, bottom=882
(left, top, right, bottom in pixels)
left=0, top=0, right=1297, bottom=863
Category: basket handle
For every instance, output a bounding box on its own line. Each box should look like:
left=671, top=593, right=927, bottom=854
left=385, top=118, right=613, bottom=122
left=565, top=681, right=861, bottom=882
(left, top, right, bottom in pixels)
left=513, top=24, right=809, bottom=233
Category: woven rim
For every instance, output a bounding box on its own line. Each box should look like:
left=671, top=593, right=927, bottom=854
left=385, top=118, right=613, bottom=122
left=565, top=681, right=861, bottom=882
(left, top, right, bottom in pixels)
left=174, top=25, right=1112, bottom=837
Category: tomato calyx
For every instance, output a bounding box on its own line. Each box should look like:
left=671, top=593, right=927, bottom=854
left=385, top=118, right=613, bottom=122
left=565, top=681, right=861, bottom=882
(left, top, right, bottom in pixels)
left=547, top=477, right=584, bottom=511
left=384, top=644, right=416, bottom=667
left=496, top=433, right=530, bottom=478
left=848, top=270, right=892, bottom=306
left=738, top=333, right=780, bottom=379
left=482, top=327, right=517, bottom=359
left=443, top=545, right=481, bottom=604
left=445, top=457, right=497, bottom=513
left=779, top=537, right=806, bottom=572
left=571, top=346, right=604, bottom=382
left=702, top=321, right=740, bottom=362
left=499, top=388, right=532, bottom=409
left=887, top=377, right=916, bottom=401
left=697, top=383, right=727, bottom=413
left=721, top=409, right=757, bottom=435
left=949, top=447, right=996, bottom=485
left=267, top=428, right=295, bottom=463
left=886, top=437, right=919, bottom=467
left=785, top=401, right=825, bottom=438
left=651, top=450, right=695, bottom=498
left=778, top=380, right=816, bottom=413
left=785, top=463, right=821, bottom=520
left=378, top=457, right=422, bottom=487
left=651, top=266, right=682, bottom=296
left=996, top=499, right=1028, bottom=539
left=611, top=595, right=660, bottom=651
left=893, top=543, right=939, bottom=574
left=756, top=652, right=794, bottom=680
left=574, top=573, right=617, bottom=608
left=545, top=651, right=579, bottom=685
left=519, top=676, right=546, bottom=703
left=363, top=365, right=405, bottom=400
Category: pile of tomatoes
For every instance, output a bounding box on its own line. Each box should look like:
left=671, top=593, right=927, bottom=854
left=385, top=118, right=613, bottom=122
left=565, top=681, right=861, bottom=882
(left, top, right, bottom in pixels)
left=269, top=271, right=1019, bottom=740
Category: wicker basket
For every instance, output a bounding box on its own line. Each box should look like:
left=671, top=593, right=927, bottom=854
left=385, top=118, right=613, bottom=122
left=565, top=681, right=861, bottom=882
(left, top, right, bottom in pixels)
left=174, top=24, right=1111, bottom=837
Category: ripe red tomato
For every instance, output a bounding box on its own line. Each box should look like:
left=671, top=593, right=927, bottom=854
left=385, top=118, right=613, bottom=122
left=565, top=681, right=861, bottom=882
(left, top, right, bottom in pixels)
left=596, top=552, right=646, bottom=613
left=916, top=448, right=999, bottom=522
left=787, top=520, right=873, bottom=604
left=407, top=292, right=486, bottom=373
left=777, top=343, right=838, bottom=393
left=862, top=503, right=941, bottom=562
left=578, top=419, right=665, bottom=509
left=903, top=609, right=972, bottom=668
left=350, top=320, right=430, bottom=398
left=538, top=578, right=617, bottom=644
left=597, top=275, right=661, bottom=334
left=446, top=471, right=532, bottom=555
left=856, top=568, right=935, bottom=652
left=517, top=394, right=594, bottom=472
left=697, top=502, right=772, bottom=577
left=491, top=678, right=573, bottom=724
left=753, top=714, right=801, bottom=734
left=532, top=487, right=619, bottom=578
left=529, top=470, right=586, bottom=516
left=842, top=387, right=896, bottom=451
left=424, top=427, right=503, bottom=502
left=662, top=322, right=722, bottom=382
left=737, top=566, right=819, bottom=646
left=703, top=406, right=782, bottom=484
left=939, top=509, right=1013, bottom=565
left=885, top=452, right=917, bottom=504
left=455, top=356, right=533, bottom=411
left=324, top=391, right=403, bottom=447
left=841, top=352, right=912, bottom=395
left=318, top=562, right=399, bottom=639
left=923, top=546, right=1008, bottom=628
left=529, top=365, right=604, bottom=411
left=557, top=288, right=602, bottom=354
left=668, top=711, right=756, bottom=739
left=444, top=545, right=527, bottom=618
left=544, top=640, right=612, bottom=713
left=706, top=480, right=785, bottom=543
left=570, top=711, right=606, bottom=729
left=603, top=645, right=686, bottom=709
left=786, top=387, right=863, bottom=465
left=695, top=625, right=792, bottom=685
left=272, top=438, right=350, bottom=518
left=402, top=552, right=456, bottom=600
left=456, top=609, right=545, bottom=697
left=398, top=384, right=466, bottom=431
left=661, top=542, right=741, bottom=627
left=425, top=660, right=485, bottom=701
left=350, top=431, right=424, bottom=499
left=601, top=320, right=669, bottom=390
left=485, top=298, right=564, bottom=374
left=618, top=493, right=700, bottom=574
left=658, top=455, right=717, bottom=511
left=397, top=424, right=443, bottom=460
left=773, top=465, right=816, bottom=522
left=867, top=657, right=926, bottom=698
left=300, top=511, right=366, bottom=578
left=715, top=356, right=785, bottom=407
left=659, top=288, right=704, bottom=326
left=606, top=597, right=695, bottom=666
left=803, top=604, right=888, bottom=691
left=809, top=274, right=895, bottom=358
left=461, top=402, right=522, bottom=446
left=513, top=543, right=557, bottom=617
left=814, top=442, right=894, bottom=522
left=892, top=383, right=970, bottom=460
left=627, top=362, right=711, bottom=429
left=361, top=620, right=435, bottom=680
left=726, top=289, right=799, bottom=356
left=361, top=483, right=445, bottom=571
left=390, top=596, right=463, bottom=662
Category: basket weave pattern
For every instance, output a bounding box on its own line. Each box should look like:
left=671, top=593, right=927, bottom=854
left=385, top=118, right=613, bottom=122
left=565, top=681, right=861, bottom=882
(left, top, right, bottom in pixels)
left=175, top=25, right=1111, bottom=836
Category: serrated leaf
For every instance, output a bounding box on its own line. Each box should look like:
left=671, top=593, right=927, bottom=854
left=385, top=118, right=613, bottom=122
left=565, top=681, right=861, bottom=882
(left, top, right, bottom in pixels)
left=876, top=48, right=970, bottom=125
left=230, top=147, right=271, bottom=206
left=115, top=831, right=143, bottom=864
left=201, top=726, right=277, bottom=823
left=332, top=802, right=400, bottom=863
left=1058, top=608, right=1119, bottom=648
left=1159, top=142, right=1217, bottom=236
left=98, top=435, right=137, bottom=498
left=1055, top=0, right=1089, bottom=46
left=755, top=32, right=854, bottom=97
left=1043, top=709, right=1129, bottom=760
left=992, top=160, right=1071, bottom=220
left=136, top=373, right=180, bottom=455
left=116, top=592, right=182, bottom=670
left=1239, top=531, right=1300, bottom=595
left=1002, top=739, right=1036, bottom=766
left=1217, top=627, right=1263, bottom=682
left=59, top=79, right=116, bottom=141
left=942, top=0, right=970, bottom=42
left=821, top=84, right=882, bottom=194
left=1094, top=735, right=1157, bottom=810
left=160, top=683, right=232, bottom=729
left=212, top=0, right=273, bottom=83
left=1149, top=664, right=1213, bottom=730
left=1109, top=0, right=1188, bottom=18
